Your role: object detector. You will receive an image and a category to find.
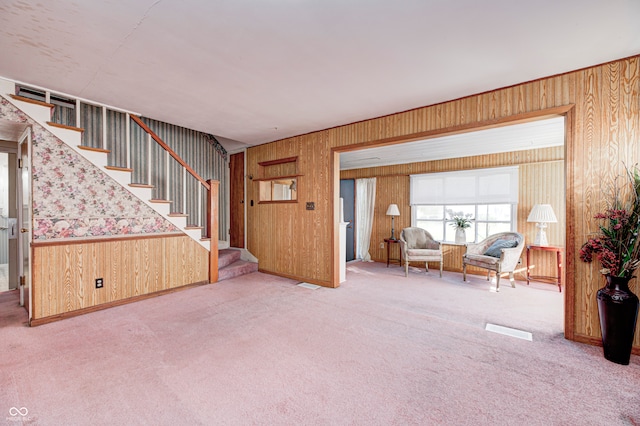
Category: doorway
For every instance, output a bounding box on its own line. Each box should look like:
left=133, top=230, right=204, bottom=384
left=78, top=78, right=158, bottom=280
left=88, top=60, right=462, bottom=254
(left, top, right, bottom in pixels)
left=0, top=150, right=18, bottom=292
left=0, top=119, right=32, bottom=322
left=229, top=152, right=245, bottom=248
left=333, top=109, right=570, bottom=337
left=340, top=179, right=355, bottom=262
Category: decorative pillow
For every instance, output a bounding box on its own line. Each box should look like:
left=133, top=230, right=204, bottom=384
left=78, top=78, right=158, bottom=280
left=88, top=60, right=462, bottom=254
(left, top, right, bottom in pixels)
left=483, top=239, right=518, bottom=257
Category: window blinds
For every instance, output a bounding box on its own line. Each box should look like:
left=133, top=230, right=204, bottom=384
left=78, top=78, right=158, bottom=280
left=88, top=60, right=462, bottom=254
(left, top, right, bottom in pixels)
left=410, top=166, right=519, bottom=205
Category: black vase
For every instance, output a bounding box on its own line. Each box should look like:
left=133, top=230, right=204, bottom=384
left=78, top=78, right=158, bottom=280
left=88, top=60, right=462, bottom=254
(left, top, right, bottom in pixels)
left=596, top=274, right=639, bottom=365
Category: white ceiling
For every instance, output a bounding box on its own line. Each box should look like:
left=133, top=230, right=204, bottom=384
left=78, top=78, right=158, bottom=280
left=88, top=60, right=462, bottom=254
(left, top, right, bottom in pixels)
left=0, top=120, right=28, bottom=143
left=340, top=116, right=566, bottom=169
left=0, top=0, right=639, bottom=154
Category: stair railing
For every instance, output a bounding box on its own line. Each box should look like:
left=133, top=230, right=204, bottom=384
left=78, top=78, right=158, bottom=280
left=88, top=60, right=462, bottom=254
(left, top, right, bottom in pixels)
left=130, top=115, right=219, bottom=282
left=12, top=84, right=220, bottom=282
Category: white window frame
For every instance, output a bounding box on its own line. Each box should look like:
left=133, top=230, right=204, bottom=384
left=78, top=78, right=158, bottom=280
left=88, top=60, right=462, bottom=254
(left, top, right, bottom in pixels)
left=410, top=167, right=519, bottom=242
left=412, top=203, right=517, bottom=243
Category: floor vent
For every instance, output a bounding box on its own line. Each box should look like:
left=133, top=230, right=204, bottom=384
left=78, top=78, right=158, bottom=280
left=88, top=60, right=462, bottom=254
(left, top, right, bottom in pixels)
left=297, top=282, right=321, bottom=290
left=485, top=323, right=533, bottom=341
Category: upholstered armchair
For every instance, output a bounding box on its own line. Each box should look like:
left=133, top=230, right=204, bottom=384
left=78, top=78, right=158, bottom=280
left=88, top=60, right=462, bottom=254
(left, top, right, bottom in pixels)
left=462, top=232, right=525, bottom=291
left=399, top=227, right=443, bottom=277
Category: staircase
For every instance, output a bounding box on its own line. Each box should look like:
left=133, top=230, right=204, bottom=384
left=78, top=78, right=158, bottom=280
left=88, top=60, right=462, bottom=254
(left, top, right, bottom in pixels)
left=218, top=249, right=259, bottom=281
left=0, top=77, right=257, bottom=281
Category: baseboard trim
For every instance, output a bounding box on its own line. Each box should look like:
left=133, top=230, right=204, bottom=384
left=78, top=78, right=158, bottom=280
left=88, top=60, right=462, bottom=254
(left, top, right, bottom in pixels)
left=29, top=280, right=210, bottom=327
left=257, top=269, right=336, bottom=288
left=571, top=333, right=640, bottom=356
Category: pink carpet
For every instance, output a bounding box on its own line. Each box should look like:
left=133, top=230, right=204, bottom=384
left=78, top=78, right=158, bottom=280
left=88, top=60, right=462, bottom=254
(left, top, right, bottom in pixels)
left=1, top=261, right=639, bottom=425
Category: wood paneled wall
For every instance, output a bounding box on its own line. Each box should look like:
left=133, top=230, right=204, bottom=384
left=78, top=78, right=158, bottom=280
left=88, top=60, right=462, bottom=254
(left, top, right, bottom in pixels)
left=31, top=234, right=209, bottom=320
left=518, top=160, right=565, bottom=277
left=247, top=136, right=333, bottom=285
left=340, top=150, right=565, bottom=279
left=246, top=56, right=640, bottom=350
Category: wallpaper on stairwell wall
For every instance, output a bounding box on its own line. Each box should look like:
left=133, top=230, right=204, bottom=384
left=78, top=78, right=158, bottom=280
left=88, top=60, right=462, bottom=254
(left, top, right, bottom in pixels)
left=0, top=98, right=180, bottom=239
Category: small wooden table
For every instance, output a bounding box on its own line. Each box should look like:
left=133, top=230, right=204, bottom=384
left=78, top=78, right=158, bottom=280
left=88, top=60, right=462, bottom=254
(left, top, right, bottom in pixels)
left=384, top=238, right=402, bottom=267
left=526, top=245, right=563, bottom=292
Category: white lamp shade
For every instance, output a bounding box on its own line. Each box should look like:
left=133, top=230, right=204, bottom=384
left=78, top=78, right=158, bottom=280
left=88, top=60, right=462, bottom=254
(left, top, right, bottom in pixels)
left=386, top=204, right=400, bottom=216
left=527, top=204, right=557, bottom=223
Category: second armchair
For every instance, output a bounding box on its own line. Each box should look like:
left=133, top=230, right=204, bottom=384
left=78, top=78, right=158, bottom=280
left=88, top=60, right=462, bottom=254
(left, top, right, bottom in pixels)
left=462, top=232, right=525, bottom=291
left=399, top=227, right=443, bottom=277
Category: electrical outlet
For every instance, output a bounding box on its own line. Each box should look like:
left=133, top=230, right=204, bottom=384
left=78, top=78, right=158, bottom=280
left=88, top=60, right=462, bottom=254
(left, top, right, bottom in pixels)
left=380, top=242, right=384, bottom=249
left=306, top=202, right=315, bottom=210
left=95, top=278, right=104, bottom=289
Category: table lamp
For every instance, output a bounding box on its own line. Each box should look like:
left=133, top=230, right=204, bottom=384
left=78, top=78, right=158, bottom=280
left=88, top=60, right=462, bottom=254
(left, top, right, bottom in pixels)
left=527, top=204, right=557, bottom=246
left=386, top=204, right=400, bottom=240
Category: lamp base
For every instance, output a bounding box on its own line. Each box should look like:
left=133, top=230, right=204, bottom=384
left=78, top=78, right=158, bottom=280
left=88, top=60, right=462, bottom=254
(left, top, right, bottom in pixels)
left=534, top=223, right=548, bottom=246
left=390, top=217, right=396, bottom=240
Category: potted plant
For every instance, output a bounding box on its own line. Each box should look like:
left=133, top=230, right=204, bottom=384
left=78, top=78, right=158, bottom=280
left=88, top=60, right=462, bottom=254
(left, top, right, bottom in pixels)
left=448, top=212, right=473, bottom=244
left=579, top=165, right=640, bottom=365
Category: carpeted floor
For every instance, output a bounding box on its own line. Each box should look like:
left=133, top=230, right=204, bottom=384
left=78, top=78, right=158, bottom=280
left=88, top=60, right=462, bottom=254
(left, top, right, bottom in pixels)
left=0, top=261, right=638, bottom=425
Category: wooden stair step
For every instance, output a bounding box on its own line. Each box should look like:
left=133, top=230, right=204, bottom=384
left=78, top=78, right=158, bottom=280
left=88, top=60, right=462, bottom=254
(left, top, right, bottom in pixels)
left=105, top=165, right=133, bottom=172
left=185, top=225, right=203, bottom=230
left=10, top=94, right=55, bottom=109
left=46, top=121, right=84, bottom=133
left=78, top=145, right=110, bottom=154
left=128, top=183, right=154, bottom=189
left=149, top=199, right=172, bottom=204
left=200, top=237, right=211, bottom=241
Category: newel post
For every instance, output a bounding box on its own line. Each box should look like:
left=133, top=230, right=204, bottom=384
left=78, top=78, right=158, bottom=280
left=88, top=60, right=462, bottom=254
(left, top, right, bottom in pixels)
left=207, top=179, right=219, bottom=283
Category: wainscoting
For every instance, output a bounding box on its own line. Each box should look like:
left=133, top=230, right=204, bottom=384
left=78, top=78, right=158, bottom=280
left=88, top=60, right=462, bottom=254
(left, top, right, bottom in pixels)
left=31, top=233, right=209, bottom=322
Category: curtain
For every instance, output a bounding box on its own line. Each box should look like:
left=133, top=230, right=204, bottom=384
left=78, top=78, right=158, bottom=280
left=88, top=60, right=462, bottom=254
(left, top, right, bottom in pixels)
left=355, top=177, right=376, bottom=262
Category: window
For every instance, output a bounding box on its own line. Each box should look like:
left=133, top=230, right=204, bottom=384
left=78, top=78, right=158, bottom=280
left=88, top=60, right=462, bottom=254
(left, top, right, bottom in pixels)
left=410, top=167, right=518, bottom=243
left=415, top=204, right=514, bottom=243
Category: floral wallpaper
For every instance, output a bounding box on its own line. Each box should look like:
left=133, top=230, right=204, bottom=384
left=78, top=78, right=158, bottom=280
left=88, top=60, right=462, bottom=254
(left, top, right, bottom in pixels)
left=0, top=97, right=180, bottom=240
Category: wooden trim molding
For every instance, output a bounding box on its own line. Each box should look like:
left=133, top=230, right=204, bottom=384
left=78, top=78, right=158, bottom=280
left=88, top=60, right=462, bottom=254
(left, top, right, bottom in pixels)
left=10, top=94, right=54, bottom=109
left=258, top=200, right=298, bottom=205
left=31, top=232, right=186, bottom=247
left=104, top=165, right=133, bottom=172
left=572, top=334, right=640, bottom=356
left=563, top=107, right=576, bottom=341
left=78, top=145, right=110, bottom=154
left=258, top=156, right=298, bottom=167
left=258, top=268, right=335, bottom=288
left=46, top=121, right=84, bottom=133
left=253, top=174, right=303, bottom=181
left=332, top=105, right=575, bottom=154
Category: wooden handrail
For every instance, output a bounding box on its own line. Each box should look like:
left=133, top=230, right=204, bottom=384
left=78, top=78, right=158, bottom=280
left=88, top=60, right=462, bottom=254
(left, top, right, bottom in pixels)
left=131, top=115, right=218, bottom=278
left=130, top=115, right=210, bottom=191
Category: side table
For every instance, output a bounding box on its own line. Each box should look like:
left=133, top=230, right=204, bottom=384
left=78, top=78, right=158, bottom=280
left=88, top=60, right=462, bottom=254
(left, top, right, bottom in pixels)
left=526, top=245, right=563, bottom=292
left=384, top=238, right=402, bottom=267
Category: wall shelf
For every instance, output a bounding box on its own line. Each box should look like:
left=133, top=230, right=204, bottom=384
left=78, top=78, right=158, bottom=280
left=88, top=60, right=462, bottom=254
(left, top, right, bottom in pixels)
left=258, top=156, right=298, bottom=167
left=256, top=156, right=301, bottom=202
left=253, top=174, right=303, bottom=182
